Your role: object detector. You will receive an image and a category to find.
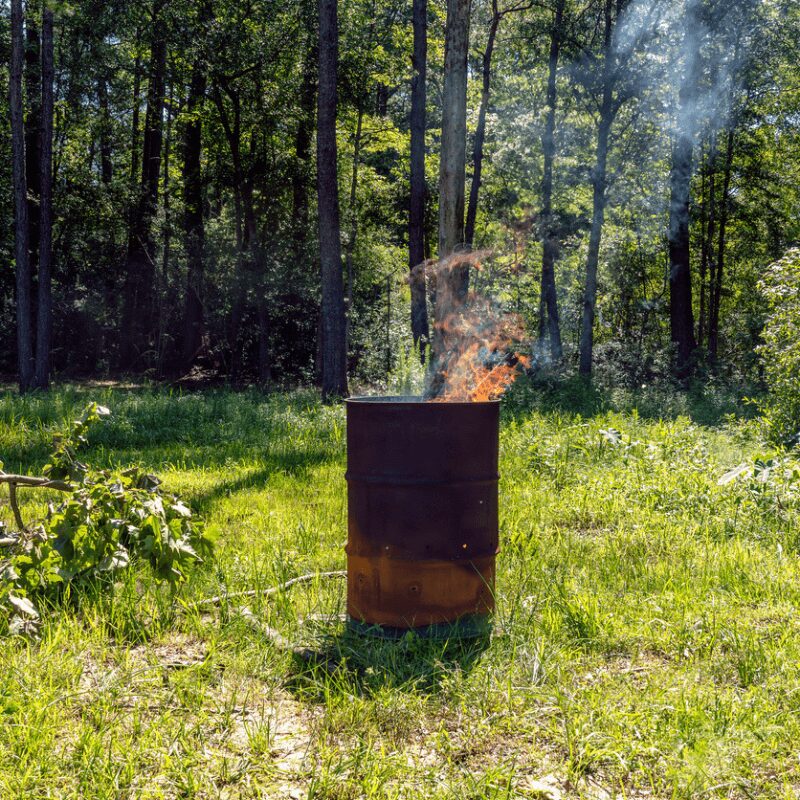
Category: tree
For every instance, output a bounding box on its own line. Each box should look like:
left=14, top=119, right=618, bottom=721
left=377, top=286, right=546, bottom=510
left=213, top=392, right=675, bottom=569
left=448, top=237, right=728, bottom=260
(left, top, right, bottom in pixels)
left=667, top=0, right=701, bottom=378
left=433, top=0, right=471, bottom=367
left=578, top=0, right=616, bottom=377
left=408, top=0, right=430, bottom=354
left=34, top=4, right=54, bottom=389
left=181, top=7, right=209, bottom=368
left=10, top=0, right=33, bottom=391
left=538, top=0, right=565, bottom=361
left=317, top=0, right=348, bottom=398
left=120, top=0, right=167, bottom=369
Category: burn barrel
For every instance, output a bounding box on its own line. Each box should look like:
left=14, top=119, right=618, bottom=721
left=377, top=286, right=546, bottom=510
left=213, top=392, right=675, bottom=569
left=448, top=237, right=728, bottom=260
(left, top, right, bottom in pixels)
left=345, top=396, right=499, bottom=637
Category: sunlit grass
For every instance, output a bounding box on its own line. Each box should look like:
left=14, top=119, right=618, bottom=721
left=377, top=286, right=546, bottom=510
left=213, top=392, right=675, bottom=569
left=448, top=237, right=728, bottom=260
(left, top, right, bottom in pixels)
left=0, top=384, right=798, bottom=798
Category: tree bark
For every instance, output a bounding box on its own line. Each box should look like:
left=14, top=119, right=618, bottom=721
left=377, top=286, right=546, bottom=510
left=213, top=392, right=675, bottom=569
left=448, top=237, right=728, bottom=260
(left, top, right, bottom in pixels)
left=408, top=0, right=430, bottom=354
left=438, top=0, right=470, bottom=263
left=708, top=126, right=734, bottom=363
left=182, top=53, right=207, bottom=367
left=464, top=0, right=499, bottom=250
left=25, top=8, right=42, bottom=295
left=538, top=0, right=565, bottom=361
left=344, top=104, right=363, bottom=358
left=433, top=0, right=471, bottom=370
left=10, top=0, right=33, bottom=391
left=120, top=0, right=167, bottom=369
left=98, top=77, right=113, bottom=185
left=317, top=0, right=348, bottom=399
left=291, top=27, right=317, bottom=264
left=34, top=6, right=54, bottom=390
left=578, top=0, right=614, bottom=377
left=667, top=5, right=700, bottom=379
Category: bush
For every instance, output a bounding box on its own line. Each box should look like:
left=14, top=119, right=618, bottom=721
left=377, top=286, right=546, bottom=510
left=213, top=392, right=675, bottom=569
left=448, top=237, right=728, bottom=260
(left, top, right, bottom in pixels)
left=758, top=248, right=800, bottom=446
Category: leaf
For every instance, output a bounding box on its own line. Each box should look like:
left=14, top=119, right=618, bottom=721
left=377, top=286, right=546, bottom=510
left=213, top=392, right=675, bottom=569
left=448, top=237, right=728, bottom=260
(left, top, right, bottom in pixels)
left=8, top=595, right=39, bottom=619
left=97, top=548, right=130, bottom=572
left=718, top=463, right=751, bottom=485
left=170, top=501, right=192, bottom=518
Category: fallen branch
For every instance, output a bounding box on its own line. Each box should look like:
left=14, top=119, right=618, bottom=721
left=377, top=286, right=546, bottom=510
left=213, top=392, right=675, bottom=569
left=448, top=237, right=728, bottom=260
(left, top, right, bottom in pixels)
left=0, top=471, right=73, bottom=531
left=186, top=570, right=348, bottom=664
left=186, top=570, right=347, bottom=610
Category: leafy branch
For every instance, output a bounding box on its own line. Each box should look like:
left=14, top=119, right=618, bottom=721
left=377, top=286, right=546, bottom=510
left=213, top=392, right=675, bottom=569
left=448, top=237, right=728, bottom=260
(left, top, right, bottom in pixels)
left=0, top=403, right=213, bottom=636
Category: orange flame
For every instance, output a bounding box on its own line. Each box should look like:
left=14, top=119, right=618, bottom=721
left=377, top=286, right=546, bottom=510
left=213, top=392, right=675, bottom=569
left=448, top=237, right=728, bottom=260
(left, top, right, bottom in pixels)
left=415, top=253, right=529, bottom=402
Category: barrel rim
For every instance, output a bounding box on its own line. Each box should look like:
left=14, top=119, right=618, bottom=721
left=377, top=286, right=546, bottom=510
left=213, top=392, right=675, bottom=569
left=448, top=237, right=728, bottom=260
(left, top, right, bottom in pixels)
left=346, top=395, right=500, bottom=406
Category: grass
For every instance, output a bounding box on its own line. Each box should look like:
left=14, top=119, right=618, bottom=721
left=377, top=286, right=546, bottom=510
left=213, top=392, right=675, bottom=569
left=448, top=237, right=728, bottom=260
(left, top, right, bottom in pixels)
left=1, top=384, right=799, bottom=798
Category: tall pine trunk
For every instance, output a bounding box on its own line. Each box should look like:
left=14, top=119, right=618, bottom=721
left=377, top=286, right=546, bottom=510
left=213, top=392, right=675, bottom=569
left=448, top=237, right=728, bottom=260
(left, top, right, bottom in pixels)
left=668, top=4, right=700, bottom=378
left=408, top=0, right=430, bottom=354
left=291, top=26, right=317, bottom=264
left=25, top=9, right=41, bottom=296
left=464, top=0, right=499, bottom=249
left=317, top=0, right=347, bottom=398
left=182, top=57, right=207, bottom=367
left=34, top=6, right=54, bottom=390
left=10, top=0, right=33, bottom=391
left=433, top=0, right=471, bottom=371
left=120, top=1, right=166, bottom=369
left=708, top=127, right=734, bottom=363
left=578, top=0, right=614, bottom=378
left=538, top=0, right=565, bottom=361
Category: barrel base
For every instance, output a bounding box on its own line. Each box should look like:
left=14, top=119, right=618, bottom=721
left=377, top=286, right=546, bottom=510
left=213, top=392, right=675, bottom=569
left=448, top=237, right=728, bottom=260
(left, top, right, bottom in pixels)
left=347, top=613, right=492, bottom=640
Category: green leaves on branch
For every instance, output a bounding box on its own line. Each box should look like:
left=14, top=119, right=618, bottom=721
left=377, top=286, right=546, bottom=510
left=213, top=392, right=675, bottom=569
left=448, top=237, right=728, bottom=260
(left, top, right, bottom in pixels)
left=0, top=404, right=213, bottom=636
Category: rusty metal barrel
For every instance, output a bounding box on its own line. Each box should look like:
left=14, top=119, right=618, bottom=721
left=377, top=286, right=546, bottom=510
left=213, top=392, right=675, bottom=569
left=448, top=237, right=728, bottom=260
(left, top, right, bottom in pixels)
left=345, top=396, right=499, bottom=637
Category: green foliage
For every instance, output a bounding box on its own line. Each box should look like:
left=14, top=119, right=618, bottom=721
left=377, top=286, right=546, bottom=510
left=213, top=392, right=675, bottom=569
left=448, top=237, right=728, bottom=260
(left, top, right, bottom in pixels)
left=757, top=248, right=800, bottom=446
left=0, top=404, right=212, bottom=635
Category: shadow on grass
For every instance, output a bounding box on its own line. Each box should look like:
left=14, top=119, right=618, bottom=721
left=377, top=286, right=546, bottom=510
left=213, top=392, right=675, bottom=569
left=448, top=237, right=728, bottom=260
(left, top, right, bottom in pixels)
left=285, top=625, right=491, bottom=700
left=190, top=452, right=336, bottom=514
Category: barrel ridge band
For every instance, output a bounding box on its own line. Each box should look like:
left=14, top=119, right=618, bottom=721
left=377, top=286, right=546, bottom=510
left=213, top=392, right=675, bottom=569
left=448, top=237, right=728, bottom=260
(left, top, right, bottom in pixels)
left=345, top=473, right=499, bottom=486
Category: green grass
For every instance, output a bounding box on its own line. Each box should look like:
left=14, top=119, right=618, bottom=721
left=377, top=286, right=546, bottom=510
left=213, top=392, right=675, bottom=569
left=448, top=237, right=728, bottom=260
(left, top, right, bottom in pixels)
left=1, top=384, right=799, bottom=799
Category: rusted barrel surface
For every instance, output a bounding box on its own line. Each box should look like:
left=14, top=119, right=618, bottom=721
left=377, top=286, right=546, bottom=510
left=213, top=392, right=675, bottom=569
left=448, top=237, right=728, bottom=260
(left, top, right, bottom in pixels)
left=346, top=396, right=499, bottom=635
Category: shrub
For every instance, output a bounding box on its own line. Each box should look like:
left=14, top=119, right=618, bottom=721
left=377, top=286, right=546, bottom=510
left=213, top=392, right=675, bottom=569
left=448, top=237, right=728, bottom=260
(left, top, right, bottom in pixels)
left=758, top=248, right=800, bottom=446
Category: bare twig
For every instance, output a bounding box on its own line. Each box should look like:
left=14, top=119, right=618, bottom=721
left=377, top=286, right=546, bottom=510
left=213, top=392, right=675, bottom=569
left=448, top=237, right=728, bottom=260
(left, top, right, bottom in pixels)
left=0, top=470, right=73, bottom=532
left=0, top=473, right=73, bottom=492
left=186, top=570, right=347, bottom=611
left=7, top=482, right=24, bottom=530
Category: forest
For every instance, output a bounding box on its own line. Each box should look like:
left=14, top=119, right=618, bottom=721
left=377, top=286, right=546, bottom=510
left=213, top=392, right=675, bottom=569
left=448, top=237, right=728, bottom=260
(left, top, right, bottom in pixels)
left=2, top=0, right=798, bottom=396
left=4, top=1, right=800, bottom=798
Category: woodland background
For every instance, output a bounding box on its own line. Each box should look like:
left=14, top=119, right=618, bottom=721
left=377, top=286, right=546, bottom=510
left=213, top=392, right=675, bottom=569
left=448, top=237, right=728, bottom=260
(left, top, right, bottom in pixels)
left=2, top=0, right=799, bottom=401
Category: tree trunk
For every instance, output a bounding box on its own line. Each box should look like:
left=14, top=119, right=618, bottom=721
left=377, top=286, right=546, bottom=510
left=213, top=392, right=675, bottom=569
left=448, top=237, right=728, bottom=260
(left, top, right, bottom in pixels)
left=464, top=0, right=499, bottom=250
left=344, top=104, right=363, bottom=358
left=578, top=0, right=614, bottom=378
left=438, top=0, right=470, bottom=263
left=182, top=55, right=207, bottom=367
left=538, top=0, right=565, bottom=361
left=120, top=0, right=167, bottom=369
left=157, top=82, right=175, bottom=375
left=667, top=6, right=700, bottom=379
left=433, top=0, right=471, bottom=371
left=98, top=77, right=113, bottom=184
left=317, top=0, right=347, bottom=399
left=130, top=46, right=142, bottom=186
left=708, top=126, right=734, bottom=363
left=25, top=9, right=42, bottom=297
left=10, top=0, right=33, bottom=391
left=408, top=0, right=430, bottom=355
left=291, top=28, right=317, bottom=263
left=34, top=6, right=54, bottom=390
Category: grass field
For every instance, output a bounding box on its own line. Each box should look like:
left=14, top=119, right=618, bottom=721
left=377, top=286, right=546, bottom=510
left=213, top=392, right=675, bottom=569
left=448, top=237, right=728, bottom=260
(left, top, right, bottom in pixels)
left=1, top=384, right=799, bottom=799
